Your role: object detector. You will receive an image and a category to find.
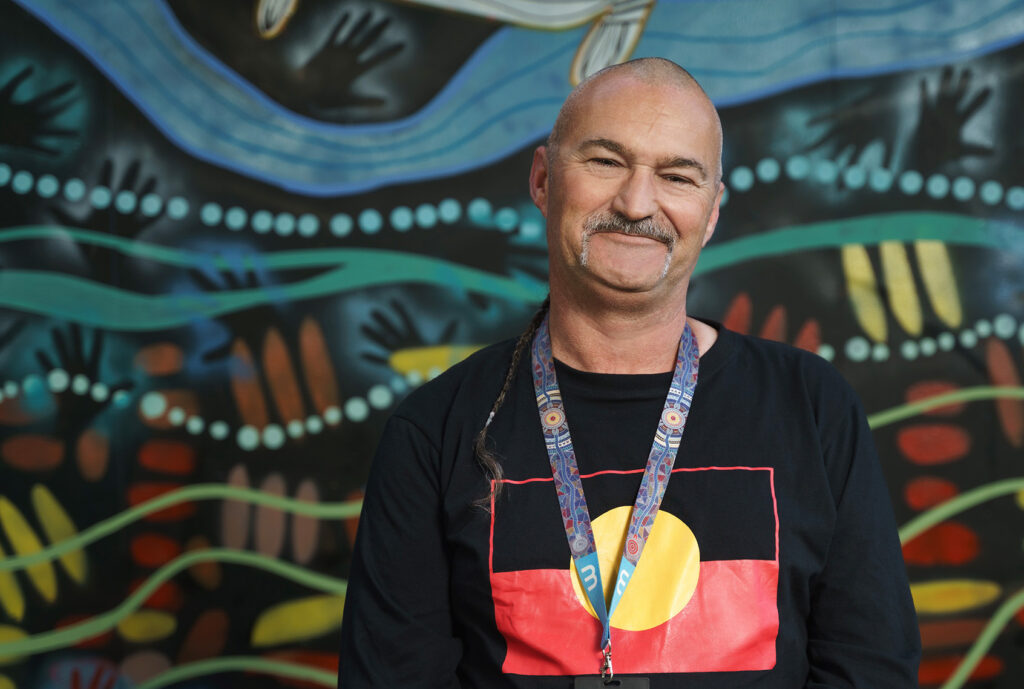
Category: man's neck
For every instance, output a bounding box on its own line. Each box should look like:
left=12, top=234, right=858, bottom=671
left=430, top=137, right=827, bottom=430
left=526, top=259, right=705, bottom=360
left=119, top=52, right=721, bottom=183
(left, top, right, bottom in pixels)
left=547, top=291, right=717, bottom=374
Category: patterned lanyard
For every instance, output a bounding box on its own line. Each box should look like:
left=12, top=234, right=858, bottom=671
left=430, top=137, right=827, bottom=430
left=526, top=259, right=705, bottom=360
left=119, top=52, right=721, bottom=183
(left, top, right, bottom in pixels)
left=530, top=315, right=700, bottom=679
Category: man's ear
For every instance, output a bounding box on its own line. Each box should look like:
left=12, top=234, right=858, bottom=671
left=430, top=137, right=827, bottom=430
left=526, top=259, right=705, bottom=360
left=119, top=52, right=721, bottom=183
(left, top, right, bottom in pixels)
left=529, top=145, right=550, bottom=217
left=701, top=181, right=725, bottom=247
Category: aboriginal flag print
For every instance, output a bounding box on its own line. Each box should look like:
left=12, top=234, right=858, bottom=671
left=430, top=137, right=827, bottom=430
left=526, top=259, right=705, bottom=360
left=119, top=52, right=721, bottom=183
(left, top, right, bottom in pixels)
left=489, top=466, right=779, bottom=676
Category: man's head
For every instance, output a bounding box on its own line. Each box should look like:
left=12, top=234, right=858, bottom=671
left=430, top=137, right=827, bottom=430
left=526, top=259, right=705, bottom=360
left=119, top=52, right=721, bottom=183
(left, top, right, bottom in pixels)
left=529, top=58, right=724, bottom=308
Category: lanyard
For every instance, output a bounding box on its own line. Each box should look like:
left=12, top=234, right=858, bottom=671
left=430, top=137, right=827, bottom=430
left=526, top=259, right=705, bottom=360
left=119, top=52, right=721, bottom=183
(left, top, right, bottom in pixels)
left=530, top=316, right=700, bottom=678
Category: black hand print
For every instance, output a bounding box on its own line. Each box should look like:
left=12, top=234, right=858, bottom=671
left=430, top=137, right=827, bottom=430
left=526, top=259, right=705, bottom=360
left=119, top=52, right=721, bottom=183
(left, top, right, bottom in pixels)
left=0, top=65, right=77, bottom=156
left=908, top=66, right=993, bottom=172
left=805, top=86, right=900, bottom=170
left=361, top=299, right=457, bottom=367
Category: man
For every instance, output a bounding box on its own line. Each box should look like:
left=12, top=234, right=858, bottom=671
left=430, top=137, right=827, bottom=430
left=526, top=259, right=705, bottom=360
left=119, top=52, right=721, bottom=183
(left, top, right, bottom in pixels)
left=339, top=58, right=920, bottom=688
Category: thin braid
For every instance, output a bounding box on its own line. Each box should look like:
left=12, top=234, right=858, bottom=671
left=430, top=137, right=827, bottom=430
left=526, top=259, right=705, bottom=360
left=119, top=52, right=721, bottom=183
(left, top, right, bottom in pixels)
left=474, top=297, right=551, bottom=508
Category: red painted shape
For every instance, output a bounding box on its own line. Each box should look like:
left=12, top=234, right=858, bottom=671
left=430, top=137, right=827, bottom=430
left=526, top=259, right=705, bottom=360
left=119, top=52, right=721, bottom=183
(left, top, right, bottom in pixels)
left=134, top=343, right=185, bottom=376
left=905, top=381, right=964, bottom=416
left=178, top=609, right=229, bottom=663
left=0, top=395, right=33, bottom=425
left=138, top=440, right=196, bottom=475
left=722, top=293, right=752, bottom=334
left=130, top=533, right=183, bottom=568
left=904, top=476, right=959, bottom=511
left=792, top=319, right=821, bottom=353
left=129, top=577, right=183, bottom=611
left=1, top=434, right=64, bottom=471
left=343, top=489, right=364, bottom=547
left=902, top=522, right=979, bottom=566
left=56, top=614, right=114, bottom=649
left=919, top=654, right=1003, bottom=685
left=919, top=619, right=988, bottom=650
left=261, top=650, right=339, bottom=689
left=127, top=483, right=194, bottom=522
left=897, top=425, right=970, bottom=465
left=985, top=338, right=1024, bottom=447
left=758, top=305, right=787, bottom=342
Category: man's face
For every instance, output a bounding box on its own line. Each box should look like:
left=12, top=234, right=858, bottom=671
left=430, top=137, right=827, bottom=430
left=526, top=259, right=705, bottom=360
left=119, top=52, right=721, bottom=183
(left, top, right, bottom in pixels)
left=530, top=74, right=724, bottom=303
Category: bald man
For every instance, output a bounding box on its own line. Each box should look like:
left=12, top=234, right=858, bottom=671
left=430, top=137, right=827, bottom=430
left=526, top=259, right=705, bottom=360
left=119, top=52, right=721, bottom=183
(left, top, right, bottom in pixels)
left=339, top=58, right=920, bottom=688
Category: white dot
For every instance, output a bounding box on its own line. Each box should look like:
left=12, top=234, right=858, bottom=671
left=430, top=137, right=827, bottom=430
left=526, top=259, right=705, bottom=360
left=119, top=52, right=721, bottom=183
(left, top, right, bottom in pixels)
left=262, top=424, right=285, bottom=449
left=919, top=338, right=937, bottom=356
left=210, top=421, right=229, bottom=440
left=3, top=381, right=17, bottom=397
left=237, top=425, right=260, bottom=450
left=344, top=397, right=370, bottom=422
left=390, top=376, right=408, bottom=393
left=168, top=407, right=186, bottom=425
left=405, top=370, right=424, bottom=386
left=817, top=344, right=835, bottom=361
left=186, top=416, right=205, bottom=434
left=844, top=337, right=870, bottom=362
left=47, top=369, right=70, bottom=392
left=323, top=406, right=342, bottom=425
left=960, top=330, right=978, bottom=348
left=367, top=384, right=393, bottom=409
left=72, top=374, right=90, bottom=395
left=90, top=383, right=109, bottom=402
left=993, top=314, right=1016, bottom=339
left=141, top=392, right=168, bottom=418
left=306, top=415, right=324, bottom=434
left=974, top=319, right=992, bottom=337
left=937, top=332, right=956, bottom=351
left=871, top=343, right=890, bottom=362
left=427, top=366, right=442, bottom=380
left=900, top=341, right=919, bottom=360
left=287, top=420, right=305, bottom=438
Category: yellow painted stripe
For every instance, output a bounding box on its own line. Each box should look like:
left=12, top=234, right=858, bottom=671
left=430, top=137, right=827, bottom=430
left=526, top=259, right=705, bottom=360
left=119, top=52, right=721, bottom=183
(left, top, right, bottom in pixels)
left=117, top=610, right=177, bottom=643
left=911, top=579, right=1001, bottom=615
left=251, top=594, right=345, bottom=647
left=0, top=543, right=23, bottom=622
left=841, top=244, right=887, bottom=342
left=30, top=485, right=86, bottom=584
left=879, top=241, right=923, bottom=336
left=0, top=625, right=26, bottom=666
left=0, top=673, right=14, bottom=689
left=389, top=345, right=483, bottom=378
left=915, top=240, right=962, bottom=329
left=0, top=498, right=56, bottom=603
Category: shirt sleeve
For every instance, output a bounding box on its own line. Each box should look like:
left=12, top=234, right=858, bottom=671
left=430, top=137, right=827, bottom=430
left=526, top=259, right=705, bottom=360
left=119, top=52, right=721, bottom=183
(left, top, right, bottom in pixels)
left=806, top=388, right=921, bottom=688
left=338, top=414, right=463, bottom=688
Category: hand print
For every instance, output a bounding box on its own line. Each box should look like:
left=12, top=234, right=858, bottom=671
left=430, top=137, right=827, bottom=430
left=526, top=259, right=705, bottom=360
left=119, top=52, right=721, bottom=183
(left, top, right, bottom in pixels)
left=0, top=65, right=77, bottom=156
left=805, top=86, right=901, bottom=170
left=361, top=299, right=457, bottom=367
left=907, top=66, right=993, bottom=172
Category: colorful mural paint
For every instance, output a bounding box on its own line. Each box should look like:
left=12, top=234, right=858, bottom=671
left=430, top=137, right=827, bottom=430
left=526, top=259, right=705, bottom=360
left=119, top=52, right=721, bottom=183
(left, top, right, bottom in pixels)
left=0, top=0, right=1022, bottom=687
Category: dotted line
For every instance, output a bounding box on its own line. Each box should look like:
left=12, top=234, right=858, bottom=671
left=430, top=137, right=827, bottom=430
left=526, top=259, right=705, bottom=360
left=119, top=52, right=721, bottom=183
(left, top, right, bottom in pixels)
left=0, top=369, right=133, bottom=408
left=726, top=156, right=1024, bottom=210
left=816, top=313, right=1023, bottom=363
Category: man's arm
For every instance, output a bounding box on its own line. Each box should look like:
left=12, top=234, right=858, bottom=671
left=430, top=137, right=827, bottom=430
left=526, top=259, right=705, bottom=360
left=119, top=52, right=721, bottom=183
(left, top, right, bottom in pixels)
left=338, top=415, right=462, bottom=688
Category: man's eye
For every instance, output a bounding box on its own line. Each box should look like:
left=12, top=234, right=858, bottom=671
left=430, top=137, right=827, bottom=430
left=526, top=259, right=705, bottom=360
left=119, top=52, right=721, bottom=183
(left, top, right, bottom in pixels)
left=664, top=175, right=694, bottom=184
left=591, top=158, right=619, bottom=166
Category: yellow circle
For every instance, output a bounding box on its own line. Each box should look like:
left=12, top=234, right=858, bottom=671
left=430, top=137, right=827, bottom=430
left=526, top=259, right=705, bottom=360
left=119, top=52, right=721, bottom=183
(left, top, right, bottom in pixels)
left=569, top=505, right=699, bottom=631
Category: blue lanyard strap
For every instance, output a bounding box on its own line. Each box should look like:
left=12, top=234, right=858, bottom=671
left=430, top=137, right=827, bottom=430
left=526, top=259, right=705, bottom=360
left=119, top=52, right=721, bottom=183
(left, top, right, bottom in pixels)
left=530, top=316, right=700, bottom=673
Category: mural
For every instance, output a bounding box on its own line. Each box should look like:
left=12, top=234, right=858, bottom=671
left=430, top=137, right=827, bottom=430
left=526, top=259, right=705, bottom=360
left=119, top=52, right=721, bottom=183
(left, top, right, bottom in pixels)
left=0, top=0, right=1022, bottom=687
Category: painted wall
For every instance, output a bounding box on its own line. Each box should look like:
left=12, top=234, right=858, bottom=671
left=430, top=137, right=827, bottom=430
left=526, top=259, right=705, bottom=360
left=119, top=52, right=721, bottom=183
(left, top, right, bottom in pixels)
left=0, top=0, right=1022, bottom=687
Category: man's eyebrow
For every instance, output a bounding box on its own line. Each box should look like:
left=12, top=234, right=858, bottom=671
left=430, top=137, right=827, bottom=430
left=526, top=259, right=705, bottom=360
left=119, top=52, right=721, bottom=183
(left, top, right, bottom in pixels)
left=578, top=138, right=708, bottom=180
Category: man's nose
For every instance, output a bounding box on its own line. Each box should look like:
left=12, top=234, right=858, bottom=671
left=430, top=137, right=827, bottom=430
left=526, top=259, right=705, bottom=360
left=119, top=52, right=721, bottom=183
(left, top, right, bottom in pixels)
left=610, top=168, right=659, bottom=220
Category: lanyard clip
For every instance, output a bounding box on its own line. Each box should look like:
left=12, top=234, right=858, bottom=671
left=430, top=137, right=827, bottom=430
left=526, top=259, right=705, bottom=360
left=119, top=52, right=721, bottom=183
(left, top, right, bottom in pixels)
left=600, top=644, right=613, bottom=682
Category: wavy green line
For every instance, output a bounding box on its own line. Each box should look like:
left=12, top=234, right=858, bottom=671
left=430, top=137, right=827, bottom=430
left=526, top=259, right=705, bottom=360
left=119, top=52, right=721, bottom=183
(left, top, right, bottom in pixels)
left=867, top=386, right=1024, bottom=429
left=136, top=656, right=336, bottom=689
left=1, top=211, right=1019, bottom=328
left=939, top=587, right=1024, bottom=689
left=898, top=477, right=1024, bottom=544
left=0, top=484, right=362, bottom=572
left=0, top=548, right=346, bottom=657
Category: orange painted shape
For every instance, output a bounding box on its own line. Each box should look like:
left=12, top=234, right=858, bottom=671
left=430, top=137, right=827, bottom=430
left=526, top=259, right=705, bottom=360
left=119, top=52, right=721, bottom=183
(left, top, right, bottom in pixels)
left=902, top=522, right=979, bottom=566
left=255, top=473, right=287, bottom=557
left=222, top=464, right=251, bottom=549
left=0, top=394, right=34, bottom=425
left=262, top=650, right=339, bottom=689
left=138, top=440, right=196, bottom=476
left=1, top=435, right=63, bottom=471
left=138, top=390, right=200, bottom=430
left=129, top=577, right=183, bottom=611
left=792, top=319, right=821, bottom=353
left=185, top=536, right=221, bottom=590
left=263, top=327, right=305, bottom=423
left=76, top=429, right=109, bottom=481
left=128, top=483, right=194, bottom=522
left=56, top=614, right=113, bottom=649
left=721, top=293, right=752, bottom=334
left=918, top=654, right=1003, bottom=685
left=905, top=477, right=959, bottom=511
left=758, top=305, right=787, bottom=342
left=906, top=381, right=964, bottom=417
left=919, top=618, right=988, bottom=650
left=897, top=425, right=971, bottom=465
left=178, top=609, right=229, bottom=663
left=229, top=339, right=269, bottom=428
left=343, top=489, right=364, bottom=547
left=134, top=343, right=185, bottom=376
left=130, top=533, right=183, bottom=568
left=291, top=479, right=320, bottom=565
left=299, top=317, right=340, bottom=414
left=984, top=338, right=1024, bottom=447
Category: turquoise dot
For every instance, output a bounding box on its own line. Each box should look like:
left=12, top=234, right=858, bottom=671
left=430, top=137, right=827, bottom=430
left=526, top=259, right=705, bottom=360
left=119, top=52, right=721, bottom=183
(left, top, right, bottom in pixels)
left=89, top=185, right=111, bottom=208
left=115, top=190, right=137, bottom=213
left=306, top=415, right=324, bottom=434
left=817, top=344, right=835, bottom=361
left=925, top=174, right=949, bottom=198
left=390, top=206, right=414, bottom=231
left=167, top=197, right=189, bottom=219
left=868, top=168, right=894, bottom=192
left=36, top=174, right=59, bottom=198
left=168, top=407, right=186, bottom=426
left=140, top=193, right=163, bottom=216
left=64, top=178, right=85, bottom=201
left=844, top=337, right=870, bottom=362
left=12, top=171, right=34, bottom=194
left=919, top=338, right=937, bottom=356
left=813, top=160, right=838, bottom=184
left=298, top=213, right=319, bottom=236
left=994, top=314, right=1017, bottom=339
left=359, top=208, right=383, bottom=233
left=519, top=218, right=543, bottom=239
left=1006, top=186, right=1024, bottom=210
left=871, top=343, right=890, bottom=362
left=90, top=383, right=109, bottom=402
left=330, top=213, right=353, bottom=236
left=274, top=213, right=295, bottom=235
left=21, top=375, right=43, bottom=395
left=951, top=176, right=975, bottom=201
left=979, top=180, right=1002, bottom=205
left=47, top=369, right=69, bottom=392
left=262, top=424, right=285, bottom=449
left=390, top=376, right=408, bottom=393
left=975, top=319, right=992, bottom=337
left=898, top=170, right=923, bottom=195
left=186, top=416, right=205, bottom=435
left=237, top=425, right=260, bottom=451
left=200, top=202, right=223, bottom=226
left=843, top=167, right=866, bottom=189
left=495, top=207, right=519, bottom=232
left=368, top=384, right=393, bottom=409
left=140, top=392, right=167, bottom=418
left=900, top=340, right=919, bottom=360
left=345, top=397, right=370, bottom=422
left=959, top=330, right=978, bottom=348
left=755, top=158, right=780, bottom=183
left=415, top=204, right=437, bottom=228
left=287, top=420, right=305, bottom=438
left=113, top=389, right=132, bottom=408
left=438, top=198, right=461, bottom=223
left=323, top=406, right=342, bottom=425
left=467, top=198, right=492, bottom=224
left=729, top=166, right=754, bottom=191
left=0, top=163, right=10, bottom=186
left=785, top=155, right=810, bottom=180
left=225, top=207, right=247, bottom=230
left=252, top=210, right=273, bottom=233
left=937, top=332, right=955, bottom=351
left=210, top=421, right=229, bottom=440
